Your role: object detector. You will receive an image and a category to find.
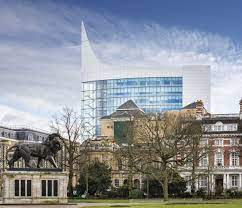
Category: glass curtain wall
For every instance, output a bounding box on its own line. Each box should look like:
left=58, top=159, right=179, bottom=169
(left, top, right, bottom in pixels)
left=81, top=77, right=182, bottom=137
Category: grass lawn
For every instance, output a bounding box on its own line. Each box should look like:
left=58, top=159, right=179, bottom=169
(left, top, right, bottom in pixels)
left=80, top=205, right=242, bottom=208
left=77, top=199, right=242, bottom=208
left=69, top=198, right=129, bottom=203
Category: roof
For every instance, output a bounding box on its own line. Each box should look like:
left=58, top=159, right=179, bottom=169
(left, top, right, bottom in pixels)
left=182, top=102, right=197, bottom=110
left=117, top=100, right=140, bottom=110
left=101, top=100, right=144, bottom=119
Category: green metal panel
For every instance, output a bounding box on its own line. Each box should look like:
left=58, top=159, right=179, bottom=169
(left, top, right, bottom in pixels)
left=114, top=121, right=133, bottom=144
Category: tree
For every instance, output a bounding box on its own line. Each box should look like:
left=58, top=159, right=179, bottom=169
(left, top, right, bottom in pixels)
left=119, top=112, right=202, bottom=201
left=114, top=118, right=138, bottom=198
left=77, top=161, right=112, bottom=196
left=50, top=107, right=88, bottom=197
left=142, top=173, right=187, bottom=198
left=188, top=127, right=207, bottom=196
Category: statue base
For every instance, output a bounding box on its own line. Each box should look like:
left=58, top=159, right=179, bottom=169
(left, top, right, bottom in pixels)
left=2, top=169, right=68, bottom=204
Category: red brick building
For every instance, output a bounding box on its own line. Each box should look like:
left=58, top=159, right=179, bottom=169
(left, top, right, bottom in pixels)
left=182, top=100, right=242, bottom=194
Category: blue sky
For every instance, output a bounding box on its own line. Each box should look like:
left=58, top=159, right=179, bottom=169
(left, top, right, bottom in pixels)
left=0, top=0, right=242, bottom=130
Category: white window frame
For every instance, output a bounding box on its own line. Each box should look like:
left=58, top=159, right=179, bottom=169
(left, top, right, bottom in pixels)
left=199, top=175, right=208, bottom=188
left=185, top=176, right=192, bottom=187
left=231, top=175, right=238, bottom=187
left=231, top=152, right=239, bottom=167
left=231, top=138, right=239, bottom=146
left=215, top=139, right=223, bottom=146
left=200, top=154, right=208, bottom=167
left=215, top=151, right=224, bottom=167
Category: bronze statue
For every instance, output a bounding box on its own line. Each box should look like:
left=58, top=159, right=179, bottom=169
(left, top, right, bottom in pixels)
left=7, top=133, right=62, bottom=169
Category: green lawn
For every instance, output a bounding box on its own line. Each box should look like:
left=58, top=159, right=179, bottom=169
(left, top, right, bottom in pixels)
left=69, top=198, right=129, bottom=203
left=77, top=199, right=242, bottom=208
left=80, top=205, right=242, bottom=208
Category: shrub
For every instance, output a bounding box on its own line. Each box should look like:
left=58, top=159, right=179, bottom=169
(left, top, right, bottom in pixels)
left=105, top=188, right=119, bottom=198
left=196, top=188, right=207, bottom=198
left=130, top=189, right=144, bottom=199
left=225, top=188, right=242, bottom=198
left=118, top=185, right=129, bottom=198
left=180, top=191, right=192, bottom=198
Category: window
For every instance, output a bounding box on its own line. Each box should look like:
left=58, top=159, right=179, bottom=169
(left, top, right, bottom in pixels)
left=231, top=152, right=239, bottom=167
left=200, top=154, right=208, bottom=167
left=114, top=179, right=119, bottom=187
left=48, top=180, right=52, bottom=196
left=200, top=139, right=208, bottom=146
left=28, top=133, right=34, bottom=141
left=228, top=124, right=238, bottom=131
left=42, top=180, right=46, bottom=196
left=215, top=139, right=223, bottom=146
left=231, top=175, right=238, bottom=187
left=117, top=159, right=122, bottom=170
left=215, top=152, right=223, bottom=166
left=231, top=138, right=239, bottom=146
left=185, top=176, right=192, bottom=187
left=27, top=180, right=31, bottom=196
left=15, top=180, right=19, bottom=196
left=213, top=122, right=224, bottom=131
left=41, top=180, right=58, bottom=197
left=185, top=154, right=192, bottom=167
left=15, top=180, right=31, bottom=197
left=199, top=176, right=207, bottom=188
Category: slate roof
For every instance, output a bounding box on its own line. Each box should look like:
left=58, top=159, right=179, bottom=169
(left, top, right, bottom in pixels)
left=182, top=102, right=197, bottom=110
left=117, top=100, right=140, bottom=110
left=101, top=100, right=144, bottom=119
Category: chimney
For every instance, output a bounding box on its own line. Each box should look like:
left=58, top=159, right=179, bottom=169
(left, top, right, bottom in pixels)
left=196, top=100, right=204, bottom=119
left=239, top=99, right=242, bottom=119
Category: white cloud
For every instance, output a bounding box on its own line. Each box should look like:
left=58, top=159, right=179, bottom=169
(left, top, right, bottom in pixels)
left=0, top=0, right=242, bottom=131
left=0, top=104, right=49, bottom=131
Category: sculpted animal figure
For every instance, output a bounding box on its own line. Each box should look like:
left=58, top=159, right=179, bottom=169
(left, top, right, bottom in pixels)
left=7, top=133, right=62, bottom=168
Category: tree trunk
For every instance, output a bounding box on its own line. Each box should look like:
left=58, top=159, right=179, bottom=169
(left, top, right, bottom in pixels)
left=128, top=167, right=133, bottom=198
left=191, top=170, right=196, bottom=196
left=191, top=149, right=198, bottom=196
left=68, top=165, right=74, bottom=197
left=163, top=171, right=169, bottom=201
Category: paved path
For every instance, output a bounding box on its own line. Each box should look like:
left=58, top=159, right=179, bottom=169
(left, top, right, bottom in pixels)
left=0, top=203, right=134, bottom=207
left=0, top=205, right=77, bottom=208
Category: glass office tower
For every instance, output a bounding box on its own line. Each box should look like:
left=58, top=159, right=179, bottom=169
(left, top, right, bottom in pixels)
left=82, top=77, right=183, bottom=135
left=81, top=22, right=211, bottom=137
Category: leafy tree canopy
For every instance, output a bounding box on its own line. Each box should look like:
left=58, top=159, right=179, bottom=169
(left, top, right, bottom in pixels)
left=77, top=161, right=112, bottom=196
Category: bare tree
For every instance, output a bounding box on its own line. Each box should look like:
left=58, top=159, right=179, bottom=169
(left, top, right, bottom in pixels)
left=118, top=112, right=203, bottom=201
left=114, top=117, right=140, bottom=198
left=50, top=107, right=88, bottom=197
left=188, top=129, right=208, bottom=195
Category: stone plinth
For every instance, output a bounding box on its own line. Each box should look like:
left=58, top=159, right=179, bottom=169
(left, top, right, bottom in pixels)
left=2, top=169, right=68, bottom=204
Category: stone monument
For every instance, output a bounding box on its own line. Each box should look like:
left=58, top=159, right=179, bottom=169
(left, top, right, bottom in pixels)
left=2, top=133, right=68, bottom=204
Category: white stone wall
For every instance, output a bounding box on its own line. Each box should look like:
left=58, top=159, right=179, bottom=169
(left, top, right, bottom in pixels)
left=2, top=170, right=68, bottom=204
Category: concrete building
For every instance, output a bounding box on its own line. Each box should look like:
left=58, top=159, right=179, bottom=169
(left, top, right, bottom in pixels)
left=80, top=22, right=211, bottom=137
left=0, top=125, right=49, bottom=143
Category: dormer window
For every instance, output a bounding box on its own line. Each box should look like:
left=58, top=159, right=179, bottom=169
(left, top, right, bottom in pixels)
left=214, top=122, right=224, bottom=131
left=205, top=122, right=238, bottom=132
